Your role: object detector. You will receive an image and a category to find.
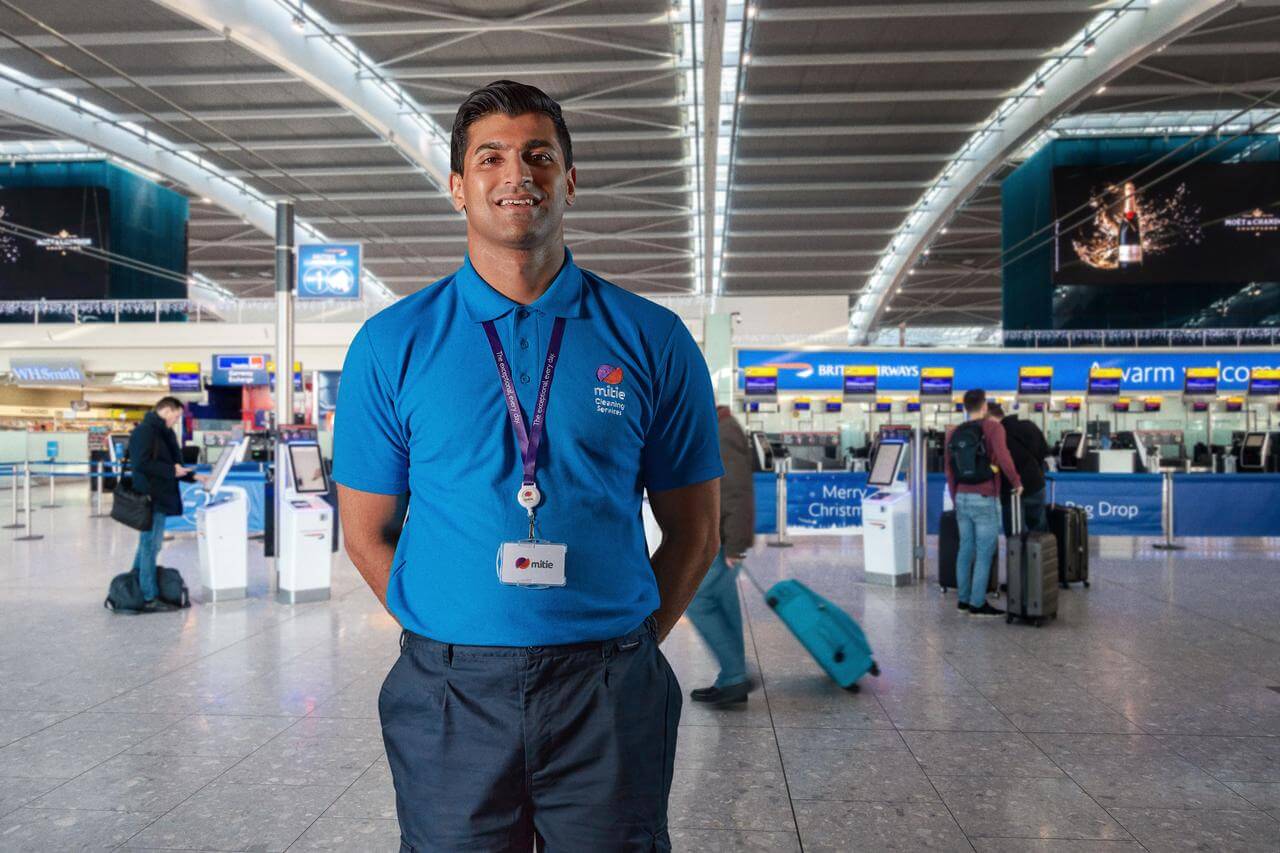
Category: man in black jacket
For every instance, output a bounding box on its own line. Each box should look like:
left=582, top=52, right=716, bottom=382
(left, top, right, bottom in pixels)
left=127, top=397, right=203, bottom=612
left=685, top=406, right=756, bottom=707
left=987, top=403, right=1050, bottom=533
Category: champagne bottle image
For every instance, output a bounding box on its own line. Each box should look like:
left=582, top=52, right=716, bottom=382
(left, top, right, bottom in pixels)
left=1118, top=181, right=1142, bottom=268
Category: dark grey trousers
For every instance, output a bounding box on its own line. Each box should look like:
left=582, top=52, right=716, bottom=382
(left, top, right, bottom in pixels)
left=380, top=617, right=681, bottom=852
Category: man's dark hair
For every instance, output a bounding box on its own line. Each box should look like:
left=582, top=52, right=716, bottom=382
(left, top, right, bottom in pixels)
left=986, top=401, right=1005, bottom=418
left=155, top=396, right=183, bottom=412
left=451, top=80, right=573, bottom=175
left=963, top=388, right=986, bottom=415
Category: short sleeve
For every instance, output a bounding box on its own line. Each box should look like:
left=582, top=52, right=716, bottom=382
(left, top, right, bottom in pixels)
left=642, top=318, right=725, bottom=492
left=332, top=326, right=409, bottom=494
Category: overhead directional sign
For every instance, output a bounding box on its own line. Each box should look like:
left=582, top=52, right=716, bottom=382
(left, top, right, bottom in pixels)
left=297, top=243, right=362, bottom=300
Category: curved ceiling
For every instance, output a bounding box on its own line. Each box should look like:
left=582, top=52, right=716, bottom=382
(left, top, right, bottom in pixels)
left=0, top=0, right=1277, bottom=333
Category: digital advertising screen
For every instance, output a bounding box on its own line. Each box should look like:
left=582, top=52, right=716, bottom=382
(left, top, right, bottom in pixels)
left=919, top=367, right=953, bottom=397
left=1248, top=368, right=1280, bottom=396
left=1183, top=368, right=1219, bottom=396
left=1017, top=366, right=1053, bottom=396
left=1052, top=162, right=1280, bottom=286
left=0, top=187, right=111, bottom=300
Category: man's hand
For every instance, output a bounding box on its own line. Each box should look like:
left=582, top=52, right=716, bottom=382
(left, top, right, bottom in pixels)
left=1013, top=485, right=1024, bottom=496
left=647, top=479, right=720, bottom=642
left=174, top=464, right=193, bottom=477
left=193, top=473, right=210, bottom=485
left=724, top=555, right=741, bottom=569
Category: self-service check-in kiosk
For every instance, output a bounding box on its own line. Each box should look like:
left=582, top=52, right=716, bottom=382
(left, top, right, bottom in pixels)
left=197, top=436, right=250, bottom=601
left=277, top=442, right=333, bottom=604
left=861, top=440, right=912, bottom=587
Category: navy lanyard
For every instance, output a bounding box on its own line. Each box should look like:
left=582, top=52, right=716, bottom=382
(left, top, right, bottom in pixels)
left=482, top=315, right=567, bottom=489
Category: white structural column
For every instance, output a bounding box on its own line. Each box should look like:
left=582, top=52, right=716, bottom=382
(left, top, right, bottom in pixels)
left=151, top=0, right=452, bottom=189
left=848, top=0, right=1235, bottom=344
left=702, top=0, right=726, bottom=297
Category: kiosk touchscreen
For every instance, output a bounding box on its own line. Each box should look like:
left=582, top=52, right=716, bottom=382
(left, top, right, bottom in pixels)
left=1240, top=432, right=1271, bottom=472
left=277, top=441, right=334, bottom=604
left=196, top=436, right=250, bottom=602
left=862, top=440, right=912, bottom=587
left=1059, top=431, right=1085, bottom=470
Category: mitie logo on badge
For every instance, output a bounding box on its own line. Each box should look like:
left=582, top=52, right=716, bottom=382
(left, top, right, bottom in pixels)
left=515, top=556, right=555, bottom=571
left=594, top=364, right=626, bottom=416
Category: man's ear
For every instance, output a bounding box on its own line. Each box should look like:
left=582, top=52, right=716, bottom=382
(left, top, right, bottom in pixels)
left=564, top=165, right=576, bottom=207
left=449, top=171, right=466, bottom=214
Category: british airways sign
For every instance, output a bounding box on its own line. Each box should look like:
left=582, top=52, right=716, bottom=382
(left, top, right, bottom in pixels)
left=738, top=350, right=1280, bottom=393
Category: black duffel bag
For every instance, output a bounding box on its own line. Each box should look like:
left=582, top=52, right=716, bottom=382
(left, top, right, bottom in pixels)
left=110, top=476, right=153, bottom=531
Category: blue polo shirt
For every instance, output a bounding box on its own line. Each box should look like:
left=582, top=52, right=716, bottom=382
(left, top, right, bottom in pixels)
left=333, top=250, right=723, bottom=645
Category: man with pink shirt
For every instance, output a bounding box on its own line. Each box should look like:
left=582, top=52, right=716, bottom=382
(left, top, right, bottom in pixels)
left=944, top=388, right=1023, bottom=616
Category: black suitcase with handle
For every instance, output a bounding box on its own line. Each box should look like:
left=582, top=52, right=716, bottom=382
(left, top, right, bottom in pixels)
left=1046, top=504, right=1090, bottom=588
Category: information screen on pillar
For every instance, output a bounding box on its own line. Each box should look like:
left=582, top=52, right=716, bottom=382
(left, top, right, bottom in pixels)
left=1051, top=162, right=1280, bottom=286
left=1018, top=367, right=1053, bottom=396
left=0, top=187, right=111, bottom=300
left=919, top=367, right=953, bottom=397
left=1113, top=400, right=1130, bottom=413
left=1248, top=369, right=1280, bottom=396
left=288, top=444, right=329, bottom=494
left=1065, top=399, right=1082, bottom=412
left=1143, top=398, right=1163, bottom=412
left=1184, top=368, right=1219, bottom=396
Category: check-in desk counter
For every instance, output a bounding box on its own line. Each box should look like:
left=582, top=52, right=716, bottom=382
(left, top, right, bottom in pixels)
left=1079, top=449, right=1137, bottom=473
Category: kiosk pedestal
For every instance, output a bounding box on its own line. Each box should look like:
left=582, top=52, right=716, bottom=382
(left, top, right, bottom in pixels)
left=276, top=442, right=333, bottom=604
left=196, top=437, right=250, bottom=602
left=860, top=440, right=912, bottom=586
left=197, top=486, right=248, bottom=601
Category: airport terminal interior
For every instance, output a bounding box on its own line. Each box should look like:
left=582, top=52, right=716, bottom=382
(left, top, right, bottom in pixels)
left=3, top=0, right=1280, bottom=851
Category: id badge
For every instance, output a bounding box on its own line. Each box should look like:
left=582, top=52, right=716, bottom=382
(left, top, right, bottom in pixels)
left=497, top=540, right=567, bottom=587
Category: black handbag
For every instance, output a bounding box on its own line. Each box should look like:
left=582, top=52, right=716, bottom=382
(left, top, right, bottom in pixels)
left=110, top=477, right=153, bottom=531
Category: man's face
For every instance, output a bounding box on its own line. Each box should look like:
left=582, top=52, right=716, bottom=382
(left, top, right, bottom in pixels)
left=160, top=406, right=182, bottom=428
left=449, top=111, right=575, bottom=251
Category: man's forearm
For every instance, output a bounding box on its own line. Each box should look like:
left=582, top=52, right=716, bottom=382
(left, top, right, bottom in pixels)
left=346, top=540, right=398, bottom=618
left=649, top=531, right=719, bottom=641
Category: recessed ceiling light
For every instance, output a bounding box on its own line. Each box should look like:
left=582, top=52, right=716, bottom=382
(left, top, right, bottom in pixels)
left=1096, top=85, right=1107, bottom=95
left=291, top=14, right=306, bottom=31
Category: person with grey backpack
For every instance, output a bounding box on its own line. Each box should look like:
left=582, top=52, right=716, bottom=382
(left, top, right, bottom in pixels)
left=944, top=389, right=1022, bottom=617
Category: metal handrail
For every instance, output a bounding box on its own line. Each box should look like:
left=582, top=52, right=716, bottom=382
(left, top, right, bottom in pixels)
left=0, top=296, right=391, bottom=324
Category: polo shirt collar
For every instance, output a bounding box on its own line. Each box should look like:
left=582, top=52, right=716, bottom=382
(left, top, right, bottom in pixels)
left=457, top=249, right=585, bottom=322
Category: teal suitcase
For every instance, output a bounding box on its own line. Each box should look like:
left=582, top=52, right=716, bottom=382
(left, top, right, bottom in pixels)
left=762, top=579, right=879, bottom=690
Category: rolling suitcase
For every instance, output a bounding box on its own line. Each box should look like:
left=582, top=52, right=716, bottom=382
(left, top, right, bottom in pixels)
left=743, top=570, right=878, bottom=690
left=938, top=509, right=998, bottom=595
left=1046, top=504, right=1090, bottom=588
left=1006, top=496, right=1059, bottom=626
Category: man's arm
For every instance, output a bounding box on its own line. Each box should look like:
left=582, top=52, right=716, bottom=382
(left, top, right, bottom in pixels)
left=337, top=484, right=403, bottom=617
left=986, top=421, right=1023, bottom=491
left=647, top=478, right=721, bottom=642
left=943, top=428, right=957, bottom=500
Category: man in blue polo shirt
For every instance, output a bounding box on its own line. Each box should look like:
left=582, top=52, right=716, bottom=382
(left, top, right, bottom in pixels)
left=334, top=80, right=722, bottom=851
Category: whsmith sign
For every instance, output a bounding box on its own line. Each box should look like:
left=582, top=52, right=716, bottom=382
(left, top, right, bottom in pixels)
left=737, top=350, right=1280, bottom=393
left=9, top=358, right=85, bottom=385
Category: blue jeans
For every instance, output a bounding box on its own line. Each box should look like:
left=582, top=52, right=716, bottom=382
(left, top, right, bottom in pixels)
left=131, top=512, right=168, bottom=601
left=955, top=493, right=1000, bottom=608
left=685, top=550, right=748, bottom=688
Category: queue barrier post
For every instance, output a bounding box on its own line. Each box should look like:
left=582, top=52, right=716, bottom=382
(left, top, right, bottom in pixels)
left=1151, top=468, right=1185, bottom=551
left=2, top=463, right=22, bottom=530
left=42, top=461, right=61, bottom=509
left=13, top=461, right=43, bottom=541
left=90, top=462, right=110, bottom=518
left=768, top=457, right=793, bottom=549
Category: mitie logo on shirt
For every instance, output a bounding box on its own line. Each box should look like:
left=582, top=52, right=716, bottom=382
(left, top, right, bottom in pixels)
left=594, top=364, right=626, bottom=416
left=515, top=556, right=556, bottom=571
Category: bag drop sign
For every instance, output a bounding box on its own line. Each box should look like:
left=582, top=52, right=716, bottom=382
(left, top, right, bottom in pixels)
left=1047, top=474, right=1162, bottom=535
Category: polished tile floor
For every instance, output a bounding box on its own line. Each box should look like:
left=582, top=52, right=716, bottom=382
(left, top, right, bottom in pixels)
left=1, top=483, right=1279, bottom=851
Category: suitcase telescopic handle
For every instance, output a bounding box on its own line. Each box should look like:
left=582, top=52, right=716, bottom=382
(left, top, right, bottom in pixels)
left=1011, top=491, right=1024, bottom=541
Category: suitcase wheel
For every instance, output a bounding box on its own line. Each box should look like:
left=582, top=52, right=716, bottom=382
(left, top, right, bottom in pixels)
left=939, top=585, right=948, bottom=593
left=1060, top=581, right=1069, bottom=589
left=844, top=683, right=861, bottom=693
left=765, top=595, right=779, bottom=608
left=1083, top=581, right=1091, bottom=588
left=833, top=650, right=845, bottom=663
left=1005, top=614, right=1013, bottom=624
left=869, top=661, right=880, bottom=677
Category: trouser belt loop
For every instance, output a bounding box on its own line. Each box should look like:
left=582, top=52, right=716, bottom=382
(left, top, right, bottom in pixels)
left=601, top=637, right=613, bottom=687
left=443, top=644, right=454, bottom=668
left=399, top=630, right=407, bottom=653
